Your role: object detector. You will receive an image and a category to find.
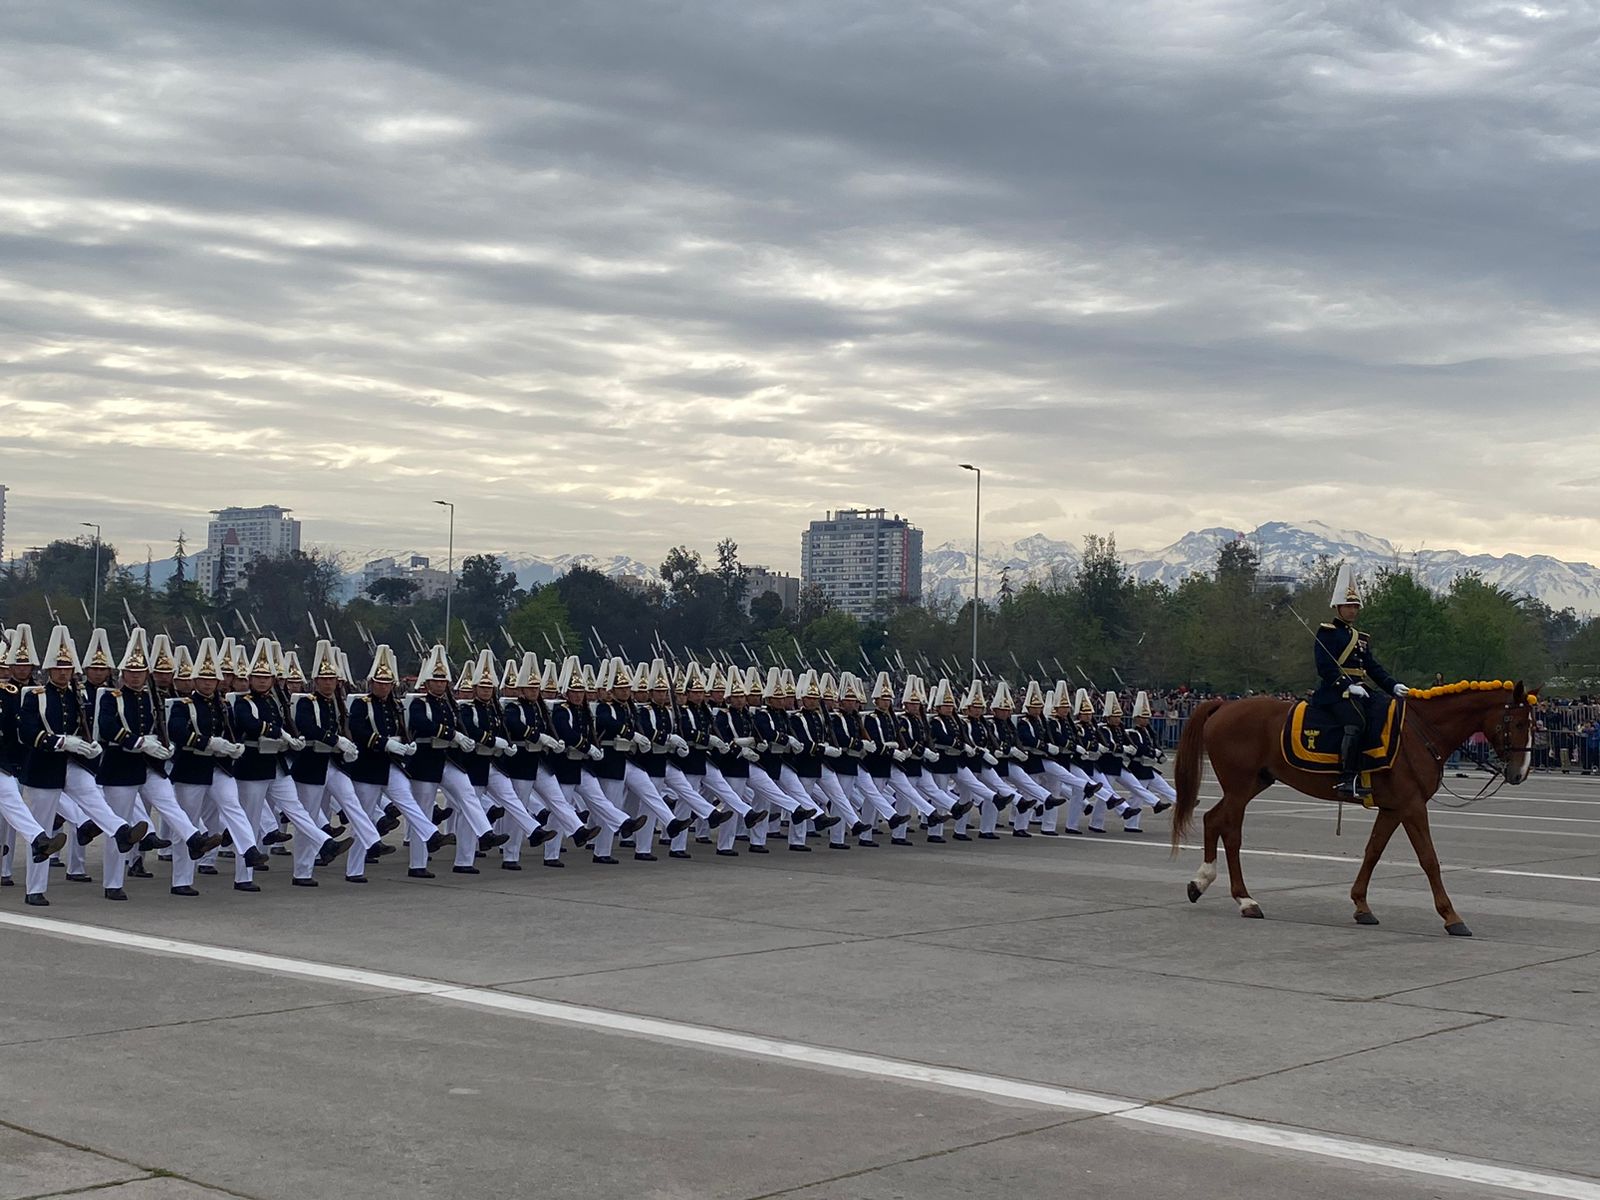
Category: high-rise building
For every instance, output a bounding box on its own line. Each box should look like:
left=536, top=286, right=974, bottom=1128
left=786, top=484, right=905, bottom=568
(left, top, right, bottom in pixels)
left=194, top=504, right=302, bottom=597
left=800, top=509, right=923, bottom=619
left=0, top=485, right=8, bottom=567
left=742, top=565, right=800, bottom=614
left=356, top=554, right=452, bottom=602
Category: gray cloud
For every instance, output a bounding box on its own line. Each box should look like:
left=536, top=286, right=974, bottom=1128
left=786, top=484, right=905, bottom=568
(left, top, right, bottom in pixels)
left=3, top=0, right=1600, bottom=573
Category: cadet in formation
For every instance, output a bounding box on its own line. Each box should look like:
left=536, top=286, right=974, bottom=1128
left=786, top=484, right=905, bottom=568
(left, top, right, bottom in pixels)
left=0, top=623, right=1173, bottom=905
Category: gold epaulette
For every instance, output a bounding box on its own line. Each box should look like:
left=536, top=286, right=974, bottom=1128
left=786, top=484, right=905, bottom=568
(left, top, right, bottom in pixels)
left=0, top=681, right=15, bottom=695
left=1318, top=622, right=1337, bottom=631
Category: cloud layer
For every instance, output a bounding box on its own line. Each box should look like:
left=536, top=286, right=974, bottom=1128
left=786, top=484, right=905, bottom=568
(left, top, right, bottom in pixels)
left=4, top=0, right=1599, bottom=570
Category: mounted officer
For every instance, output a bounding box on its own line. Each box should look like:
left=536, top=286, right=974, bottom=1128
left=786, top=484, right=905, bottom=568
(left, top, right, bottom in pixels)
left=1313, top=564, right=1411, bottom=798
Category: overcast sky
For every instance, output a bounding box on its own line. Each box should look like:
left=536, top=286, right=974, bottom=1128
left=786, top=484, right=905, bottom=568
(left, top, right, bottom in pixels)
left=4, top=0, right=1599, bottom=572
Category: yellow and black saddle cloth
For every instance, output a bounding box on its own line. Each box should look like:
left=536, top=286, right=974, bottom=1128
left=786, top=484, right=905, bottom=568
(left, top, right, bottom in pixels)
left=1282, top=699, right=1406, bottom=776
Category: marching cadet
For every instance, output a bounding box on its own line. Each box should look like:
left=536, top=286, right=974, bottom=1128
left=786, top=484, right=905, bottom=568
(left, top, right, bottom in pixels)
left=405, top=646, right=482, bottom=875
left=1097, top=691, right=1163, bottom=833
left=550, top=657, right=641, bottom=865
left=61, top=627, right=143, bottom=882
left=694, top=665, right=758, bottom=842
left=1013, top=681, right=1069, bottom=833
left=319, top=647, right=404, bottom=881
left=1127, top=691, right=1176, bottom=814
left=780, top=670, right=835, bottom=850
left=961, top=680, right=1017, bottom=840
left=1036, top=685, right=1098, bottom=836
left=745, top=666, right=815, bottom=852
left=811, top=673, right=866, bottom=849
left=647, top=661, right=722, bottom=860
left=444, top=650, right=520, bottom=874
left=927, top=678, right=992, bottom=841
left=94, top=628, right=226, bottom=898
left=705, top=667, right=758, bottom=856
left=347, top=644, right=448, bottom=877
left=232, top=638, right=351, bottom=888
left=493, top=653, right=561, bottom=870
left=18, top=627, right=147, bottom=905
left=988, top=682, right=1048, bottom=837
left=290, top=641, right=383, bottom=884
left=860, top=672, right=916, bottom=845
left=899, top=676, right=969, bottom=843
left=615, top=659, right=697, bottom=860
left=0, top=626, right=70, bottom=878
left=1077, top=690, right=1140, bottom=834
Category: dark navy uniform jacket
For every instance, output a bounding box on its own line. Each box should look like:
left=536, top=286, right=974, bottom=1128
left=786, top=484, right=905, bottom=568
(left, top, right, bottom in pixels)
left=406, top=692, right=458, bottom=784
left=96, top=686, right=163, bottom=788
left=590, top=701, right=629, bottom=782
left=1012, top=714, right=1048, bottom=776
left=500, top=699, right=542, bottom=782
left=711, top=705, right=752, bottom=779
left=1, top=680, right=28, bottom=778
left=1126, top=725, right=1161, bottom=781
left=450, top=700, right=501, bottom=787
left=549, top=701, right=596, bottom=786
left=676, top=703, right=709, bottom=775
left=1092, top=720, right=1126, bottom=776
left=827, top=710, right=862, bottom=777
left=169, top=691, right=232, bottom=786
left=347, top=693, right=405, bottom=787
left=290, top=693, right=343, bottom=786
left=789, top=707, right=826, bottom=779
left=1312, top=619, right=1399, bottom=707
left=862, top=708, right=897, bottom=779
left=232, top=689, right=288, bottom=783
left=895, top=711, right=927, bottom=778
left=927, top=712, right=962, bottom=777
left=19, top=682, right=82, bottom=790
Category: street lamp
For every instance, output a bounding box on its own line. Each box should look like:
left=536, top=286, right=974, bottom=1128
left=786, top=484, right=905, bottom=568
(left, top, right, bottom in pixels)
left=434, top=500, right=454, bottom=661
left=959, top=464, right=980, bottom=676
left=80, top=522, right=101, bottom=631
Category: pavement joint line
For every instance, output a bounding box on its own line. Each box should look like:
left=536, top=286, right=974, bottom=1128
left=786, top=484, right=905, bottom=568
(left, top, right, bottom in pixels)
left=1269, top=813, right=1600, bottom=840
left=1247, top=796, right=1600, bottom=825
left=0, top=993, right=405, bottom=1051
left=1362, top=948, right=1600, bottom=1002
left=10, top=1178, right=154, bottom=1200
left=476, top=934, right=875, bottom=987
left=0, top=1116, right=264, bottom=1200
left=6, top=912, right=1599, bottom=1200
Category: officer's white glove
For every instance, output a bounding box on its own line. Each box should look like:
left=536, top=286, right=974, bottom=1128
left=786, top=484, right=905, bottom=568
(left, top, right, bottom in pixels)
left=922, top=749, right=939, bottom=764
left=141, top=739, right=173, bottom=762
left=860, top=739, right=877, bottom=755
left=587, top=744, right=605, bottom=762
left=666, top=734, right=689, bottom=754
left=282, top=734, right=305, bottom=752
left=1347, top=683, right=1369, bottom=700
left=892, top=748, right=910, bottom=763
left=1046, top=743, right=1060, bottom=756
left=62, top=734, right=102, bottom=759
left=222, top=740, right=247, bottom=760
left=335, top=736, right=358, bottom=758
left=539, top=734, right=564, bottom=752
left=1010, top=746, right=1029, bottom=763
left=982, top=750, right=999, bottom=767
left=1123, top=743, right=1139, bottom=757
left=962, top=743, right=979, bottom=757
left=822, top=745, right=843, bottom=759
left=494, top=737, right=514, bottom=755
left=452, top=732, right=476, bottom=752
left=709, top=735, right=731, bottom=754
left=740, top=747, right=760, bottom=763
left=734, top=736, right=755, bottom=748
left=632, top=732, right=652, bottom=752
left=383, top=737, right=415, bottom=758
left=1393, top=684, right=1411, bottom=698
left=786, top=735, right=804, bottom=753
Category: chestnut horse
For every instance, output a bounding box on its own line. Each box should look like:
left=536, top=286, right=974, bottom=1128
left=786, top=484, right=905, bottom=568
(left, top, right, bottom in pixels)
left=1169, top=682, right=1537, bottom=936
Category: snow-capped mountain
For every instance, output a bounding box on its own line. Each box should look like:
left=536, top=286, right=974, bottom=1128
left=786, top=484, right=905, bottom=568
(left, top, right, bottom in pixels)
left=923, top=520, right=1600, bottom=615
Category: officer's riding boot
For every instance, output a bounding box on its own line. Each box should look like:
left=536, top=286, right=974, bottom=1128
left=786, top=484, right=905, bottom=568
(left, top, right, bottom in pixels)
left=1334, top=727, right=1365, bottom=799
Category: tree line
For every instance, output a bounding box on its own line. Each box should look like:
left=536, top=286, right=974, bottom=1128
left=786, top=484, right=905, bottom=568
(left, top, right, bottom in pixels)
left=4, top=532, right=1596, bottom=694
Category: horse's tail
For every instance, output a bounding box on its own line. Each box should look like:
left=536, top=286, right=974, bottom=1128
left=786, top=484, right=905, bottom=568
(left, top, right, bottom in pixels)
left=1171, top=699, right=1225, bottom=856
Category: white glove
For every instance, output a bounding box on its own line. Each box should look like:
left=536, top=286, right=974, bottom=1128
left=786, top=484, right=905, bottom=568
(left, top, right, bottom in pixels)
left=734, top=736, right=756, bottom=748
left=63, top=734, right=101, bottom=759
left=982, top=750, right=999, bottom=767
left=632, top=733, right=652, bottom=752
left=335, top=736, right=358, bottom=758
left=141, top=739, right=173, bottom=762
left=223, top=740, right=247, bottom=760
left=667, top=734, right=689, bottom=754
left=962, top=743, right=978, bottom=757
left=880, top=740, right=898, bottom=751
left=1123, top=744, right=1139, bottom=757
left=383, top=737, right=415, bottom=757
left=786, top=736, right=804, bottom=753
left=587, top=744, right=605, bottom=762
left=822, top=745, right=843, bottom=759
left=1010, top=747, right=1028, bottom=763
left=1347, top=683, right=1369, bottom=700
left=539, top=734, right=564, bottom=752
left=922, top=749, right=939, bottom=764
left=452, top=732, right=476, bottom=752
left=892, top=748, right=909, bottom=762
left=494, top=737, right=516, bottom=756
left=284, top=734, right=307, bottom=753
left=740, top=747, right=760, bottom=763
left=1046, top=743, right=1061, bottom=755
left=709, top=736, right=731, bottom=754
left=860, top=739, right=877, bottom=755
left=1393, top=684, right=1411, bottom=698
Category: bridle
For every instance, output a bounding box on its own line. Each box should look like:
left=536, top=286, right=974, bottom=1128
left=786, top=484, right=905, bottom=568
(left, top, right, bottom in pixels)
left=1406, top=697, right=1530, bottom=807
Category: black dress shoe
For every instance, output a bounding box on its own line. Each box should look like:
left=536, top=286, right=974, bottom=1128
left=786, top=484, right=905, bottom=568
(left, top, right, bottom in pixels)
left=572, top=826, right=599, bottom=849
left=25, top=893, right=49, bottom=906
left=76, top=820, right=102, bottom=846
left=1039, top=829, right=1060, bottom=836
left=269, top=846, right=292, bottom=857
left=366, top=843, right=398, bottom=860
left=528, top=828, right=557, bottom=847
left=1012, top=829, right=1032, bottom=838
left=127, top=859, right=154, bottom=878
left=170, top=885, right=200, bottom=897
left=707, top=809, right=734, bottom=829
left=65, top=872, right=93, bottom=883
left=715, top=848, right=739, bottom=857
left=891, top=837, right=912, bottom=846
left=1016, top=799, right=1035, bottom=815
left=186, top=830, right=226, bottom=860
left=543, top=859, right=566, bottom=868
left=666, top=816, right=693, bottom=838
left=849, top=821, right=871, bottom=837
left=320, top=823, right=347, bottom=838
left=375, top=813, right=402, bottom=836
left=857, top=838, right=879, bottom=847
left=788, top=843, right=812, bottom=852
left=103, top=887, right=128, bottom=901
left=501, top=860, right=524, bottom=871
left=694, top=836, right=713, bottom=845
left=791, top=806, right=819, bottom=824
left=618, top=815, right=647, bottom=841
left=619, top=838, right=635, bottom=849
left=591, top=855, right=620, bottom=865
left=425, top=830, right=455, bottom=854
left=669, top=850, right=692, bottom=859
left=291, top=877, right=319, bottom=887
left=234, top=881, right=261, bottom=892
left=408, top=867, right=435, bottom=879
left=747, top=844, right=770, bottom=853
left=31, top=830, right=68, bottom=863
left=139, top=832, right=173, bottom=852
left=888, top=812, right=910, bottom=829
left=1152, top=801, right=1173, bottom=814
left=1082, top=802, right=1096, bottom=816
left=485, top=805, right=506, bottom=823
left=950, top=801, right=974, bottom=820
left=978, top=832, right=1000, bottom=840
left=432, top=805, right=454, bottom=823
left=0, top=877, right=13, bottom=886
left=926, top=835, right=947, bottom=843
left=478, top=832, right=510, bottom=852
left=634, top=853, right=658, bottom=862
left=244, top=846, right=269, bottom=869
left=261, top=828, right=293, bottom=846
left=451, top=865, right=480, bottom=874
left=813, top=814, right=841, bottom=832
left=197, top=864, right=219, bottom=875
left=827, top=842, right=850, bottom=850
left=346, top=875, right=368, bottom=883
left=1065, top=828, right=1084, bottom=836
left=952, top=832, right=972, bottom=841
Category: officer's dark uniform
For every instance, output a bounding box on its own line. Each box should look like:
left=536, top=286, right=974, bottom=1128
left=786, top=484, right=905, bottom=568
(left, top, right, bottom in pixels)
left=1312, top=618, right=1400, bottom=794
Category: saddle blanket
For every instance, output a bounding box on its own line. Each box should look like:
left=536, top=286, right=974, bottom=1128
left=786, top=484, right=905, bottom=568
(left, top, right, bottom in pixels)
left=1282, top=699, right=1406, bottom=775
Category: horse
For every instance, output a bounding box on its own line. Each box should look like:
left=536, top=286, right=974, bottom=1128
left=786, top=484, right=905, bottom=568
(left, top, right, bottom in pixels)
left=1169, top=681, right=1537, bottom=936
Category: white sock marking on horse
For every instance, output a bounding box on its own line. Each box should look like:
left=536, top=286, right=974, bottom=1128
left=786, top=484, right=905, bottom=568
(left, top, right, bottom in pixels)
left=1192, top=861, right=1217, bottom=894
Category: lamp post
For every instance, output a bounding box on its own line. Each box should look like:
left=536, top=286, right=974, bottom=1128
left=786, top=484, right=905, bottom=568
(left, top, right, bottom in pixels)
left=959, top=464, right=980, bottom=676
left=434, top=500, right=454, bottom=661
left=80, top=522, right=101, bottom=631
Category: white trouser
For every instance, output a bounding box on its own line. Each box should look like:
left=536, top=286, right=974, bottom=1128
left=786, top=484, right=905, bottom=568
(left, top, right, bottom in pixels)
left=1005, top=765, right=1052, bottom=830
left=852, top=772, right=898, bottom=831
left=1144, top=772, right=1177, bottom=804
left=700, top=764, right=753, bottom=817
left=131, top=771, right=200, bottom=845
left=563, top=778, right=621, bottom=858
left=912, top=771, right=957, bottom=837
left=486, top=770, right=542, bottom=842
left=663, top=765, right=714, bottom=817
left=1109, top=770, right=1162, bottom=831
left=815, top=769, right=860, bottom=843
left=0, top=773, right=44, bottom=843
left=1084, top=768, right=1130, bottom=831
left=949, top=765, right=997, bottom=835
left=67, top=760, right=127, bottom=842
left=233, top=776, right=281, bottom=882
left=266, top=773, right=335, bottom=879
left=711, top=774, right=751, bottom=851
left=599, top=778, right=643, bottom=852
left=623, top=762, right=676, bottom=827
left=301, top=776, right=379, bottom=877
left=20, top=786, right=62, bottom=894
left=1040, top=760, right=1091, bottom=832
left=531, top=770, right=582, bottom=862
left=99, top=784, right=147, bottom=888
left=887, top=768, right=938, bottom=818
left=171, top=782, right=212, bottom=888
left=382, top=770, right=438, bottom=869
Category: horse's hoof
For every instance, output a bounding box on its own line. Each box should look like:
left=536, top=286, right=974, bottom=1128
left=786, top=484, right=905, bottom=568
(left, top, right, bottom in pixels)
left=1445, top=922, right=1473, bottom=938
left=1239, top=904, right=1264, bottom=919
left=1187, top=882, right=1202, bottom=904
left=1353, top=912, right=1380, bottom=926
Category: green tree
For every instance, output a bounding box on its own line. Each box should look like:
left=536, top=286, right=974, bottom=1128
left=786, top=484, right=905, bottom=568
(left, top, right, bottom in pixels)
left=802, top=610, right=862, bottom=665
left=1358, top=569, right=1450, bottom=680
left=239, top=550, right=345, bottom=641
left=507, top=586, right=578, bottom=658
left=366, top=577, right=421, bottom=606
left=455, top=553, right=523, bottom=636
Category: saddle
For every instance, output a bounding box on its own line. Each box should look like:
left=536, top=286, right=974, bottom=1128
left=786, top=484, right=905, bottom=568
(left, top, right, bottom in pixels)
left=1282, top=699, right=1406, bottom=776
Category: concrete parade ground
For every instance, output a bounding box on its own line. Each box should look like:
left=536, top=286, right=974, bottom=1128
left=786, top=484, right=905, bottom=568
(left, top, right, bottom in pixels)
left=2, top=768, right=1597, bottom=1200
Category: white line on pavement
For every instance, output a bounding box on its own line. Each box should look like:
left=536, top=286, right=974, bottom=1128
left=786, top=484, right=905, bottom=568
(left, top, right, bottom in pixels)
left=2, top=911, right=1598, bottom=1200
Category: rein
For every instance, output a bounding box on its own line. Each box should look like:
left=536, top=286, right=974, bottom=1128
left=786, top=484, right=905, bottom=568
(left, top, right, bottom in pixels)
left=1404, top=699, right=1518, bottom=809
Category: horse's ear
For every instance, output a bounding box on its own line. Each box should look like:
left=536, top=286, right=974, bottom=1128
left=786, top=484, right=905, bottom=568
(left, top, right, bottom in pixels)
left=1511, top=681, right=1525, bottom=703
